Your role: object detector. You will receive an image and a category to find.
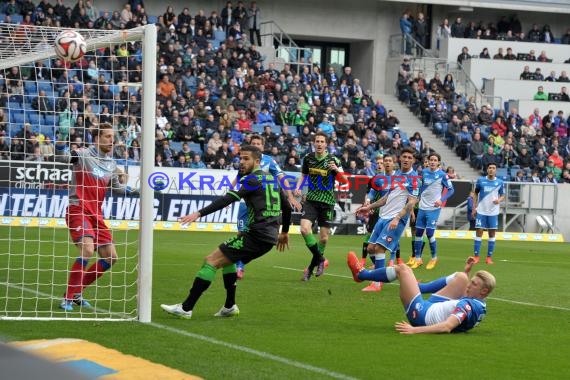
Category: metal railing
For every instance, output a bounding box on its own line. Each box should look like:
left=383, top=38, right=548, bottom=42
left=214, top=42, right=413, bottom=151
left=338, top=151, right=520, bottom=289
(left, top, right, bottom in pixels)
left=449, top=182, right=558, bottom=232
left=434, top=60, right=503, bottom=110
left=259, top=20, right=312, bottom=74
left=451, top=199, right=469, bottom=230
left=388, top=33, right=503, bottom=111
left=388, top=34, right=436, bottom=59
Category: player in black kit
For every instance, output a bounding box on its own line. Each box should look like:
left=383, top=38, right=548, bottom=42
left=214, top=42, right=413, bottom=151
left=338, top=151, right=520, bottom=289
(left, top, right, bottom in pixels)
left=160, top=145, right=292, bottom=319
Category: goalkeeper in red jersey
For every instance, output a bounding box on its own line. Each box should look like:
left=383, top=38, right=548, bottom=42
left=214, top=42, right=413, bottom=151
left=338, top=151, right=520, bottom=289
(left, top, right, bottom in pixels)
left=57, top=123, right=138, bottom=311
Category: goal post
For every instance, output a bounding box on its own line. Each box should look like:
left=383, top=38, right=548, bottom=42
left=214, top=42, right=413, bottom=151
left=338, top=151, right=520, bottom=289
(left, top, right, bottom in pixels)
left=138, top=24, right=156, bottom=324
left=0, top=24, right=156, bottom=321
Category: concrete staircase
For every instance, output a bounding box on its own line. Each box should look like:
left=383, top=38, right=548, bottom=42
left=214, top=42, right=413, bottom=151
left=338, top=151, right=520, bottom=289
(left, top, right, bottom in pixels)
left=377, top=94, right=480, bottom=181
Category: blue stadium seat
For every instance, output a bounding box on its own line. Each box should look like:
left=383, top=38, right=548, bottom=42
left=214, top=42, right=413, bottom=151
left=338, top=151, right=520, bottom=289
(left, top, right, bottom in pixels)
left=8, top=101, right=22, bottom=111
left=169, top=141, right=183, bottom=153
left=214, top=30, right=226, bottom=42
left=44, top=114, right=57, bottom=125
left=37, top=80, right=53, bottom=93
left=8, top=124, right=23, bottom=137
left=10, top=14, right=23, bottom=23
left=23, top=81, right=37, bottom=94
left=22, top=101, right=34, bottom=111
left=39, top=125, right=56, bottom=139
left=252, top=123, right=265, bottom=133
left=495, top=168, right=511, bottom=181
left=27, top=113, right=42, bottom=125
left=11, top=112, right=25, bottom=124
left=187, top=142, right=203, bottom=154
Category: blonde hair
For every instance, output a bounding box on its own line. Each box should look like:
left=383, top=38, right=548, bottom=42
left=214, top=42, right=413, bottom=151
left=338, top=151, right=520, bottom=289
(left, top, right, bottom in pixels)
left=475, top=270, right=496, bottom=294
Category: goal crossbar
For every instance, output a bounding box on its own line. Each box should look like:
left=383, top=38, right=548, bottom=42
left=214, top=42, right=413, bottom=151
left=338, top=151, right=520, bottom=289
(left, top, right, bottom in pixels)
left=0, top=25, right=145, bottom=71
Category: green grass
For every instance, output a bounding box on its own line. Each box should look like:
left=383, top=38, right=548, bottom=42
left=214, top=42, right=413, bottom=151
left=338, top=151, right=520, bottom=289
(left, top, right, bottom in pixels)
left=1, top=228, right=570, bottom=379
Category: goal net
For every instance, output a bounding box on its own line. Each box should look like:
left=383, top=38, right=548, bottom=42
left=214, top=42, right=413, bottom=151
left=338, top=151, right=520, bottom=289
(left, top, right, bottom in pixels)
left=0, top=24, right=156, bottom=321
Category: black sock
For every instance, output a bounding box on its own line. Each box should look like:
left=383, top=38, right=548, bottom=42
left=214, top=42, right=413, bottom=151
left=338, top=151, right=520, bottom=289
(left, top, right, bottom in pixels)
left=223, top=272, right=238, bottom=308
left=307, top=243, right=322, bottom=272
left=411, top=240, right=416, bottom=258
left=362, top=242, right=368, bottom=259
left=182, top=277, right=211, bottom=311
left=396, top=247, right=401, bottom=259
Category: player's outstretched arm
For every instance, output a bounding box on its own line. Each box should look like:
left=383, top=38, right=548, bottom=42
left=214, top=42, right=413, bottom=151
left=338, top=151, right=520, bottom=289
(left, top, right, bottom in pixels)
left=395, top=315, right=461, bottom=334
left=179, top=193, right=239, bottom=225
left=464, top=256, right=476, bottom=274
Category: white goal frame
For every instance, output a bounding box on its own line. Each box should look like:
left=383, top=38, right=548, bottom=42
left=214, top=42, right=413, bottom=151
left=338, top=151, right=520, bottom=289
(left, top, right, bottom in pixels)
left=0, top=24, right=156, bottom=322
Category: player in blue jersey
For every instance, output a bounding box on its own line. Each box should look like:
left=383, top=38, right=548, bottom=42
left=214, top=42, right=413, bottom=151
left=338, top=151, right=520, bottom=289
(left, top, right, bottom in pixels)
left=360, top=155, right=392, bottom=292
left=347, top=255, right=495, bottom=333
left=233, top=134, right=301, bottom=279
left=355, top=148, right=420, bottom=292
left=472, top=163, right=505, bottom=264
left=410, top=153, right=455, bottom=270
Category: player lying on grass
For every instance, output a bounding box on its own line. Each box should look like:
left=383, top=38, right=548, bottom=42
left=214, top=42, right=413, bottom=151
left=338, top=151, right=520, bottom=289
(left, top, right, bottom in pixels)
left=161, top=145, right=291, bottom=319
left=347, top=254, right=496, bottom=333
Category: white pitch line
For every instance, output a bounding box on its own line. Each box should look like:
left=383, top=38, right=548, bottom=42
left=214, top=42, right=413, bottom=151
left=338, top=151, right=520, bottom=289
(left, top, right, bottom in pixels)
left=149, top=322, right=358, bottom=380
left=487, top=297, right=570, bottom=312
left=1, top=282, right=358, bottom=380
left=272, top=266, right=570, bottom=311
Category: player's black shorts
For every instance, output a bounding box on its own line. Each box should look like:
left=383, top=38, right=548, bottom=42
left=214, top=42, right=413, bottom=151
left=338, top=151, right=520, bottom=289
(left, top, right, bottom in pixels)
left=301, top=200, right=335, bottom=228
left=219, top=233, right=275, bottom=265
left=366, top=212, right=379, bottom=233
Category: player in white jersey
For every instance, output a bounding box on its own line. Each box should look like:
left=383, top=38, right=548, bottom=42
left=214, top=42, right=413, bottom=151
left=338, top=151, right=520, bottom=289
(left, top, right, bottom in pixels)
left=411, top=153, right=455, bottom=270
left=472, top=163, right=505, bottom=264
left=355, top=148, right=420, bottom=292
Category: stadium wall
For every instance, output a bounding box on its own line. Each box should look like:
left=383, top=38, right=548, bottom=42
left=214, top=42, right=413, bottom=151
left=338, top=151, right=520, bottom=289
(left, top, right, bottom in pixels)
left=96, top=0, right=409, bottom=95
left=431, top=5, right=570, bottom=47
left=91, top=1, right=570, bottom=96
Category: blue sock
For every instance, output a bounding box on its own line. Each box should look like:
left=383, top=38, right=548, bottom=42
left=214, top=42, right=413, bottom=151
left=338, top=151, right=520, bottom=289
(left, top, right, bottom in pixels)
left=374, top=253, right=385, bottom=269
left=76, top=258, right=89, bottom=267
left=390, top=251, right=396, bottom=263
left=99, top=259, right=111, bottom=271
left=474, top=237, right=482, bottom=256
left=419, top=273, right=456, bottom=293
left=236, top=261, right=244, bottom=270
left=488, top=238, right=496, bottom=257
left=358, top=266, right=397, bottom=282
left=429, top=237, right=437, bottom=259
left=414, top=237, right=423, bottom=259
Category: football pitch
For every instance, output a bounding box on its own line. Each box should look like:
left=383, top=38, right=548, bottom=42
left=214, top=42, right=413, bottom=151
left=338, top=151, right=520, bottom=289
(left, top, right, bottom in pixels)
left=1, top=228, right=569, bottom=379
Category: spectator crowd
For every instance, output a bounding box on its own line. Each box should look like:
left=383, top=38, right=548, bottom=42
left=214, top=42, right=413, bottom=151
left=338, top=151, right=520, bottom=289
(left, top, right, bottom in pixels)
left=397, top=55, right=570, bottom=184
left=0, top=2, right=569, bottom=184
left=0, top=0, right=443, bottom=179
